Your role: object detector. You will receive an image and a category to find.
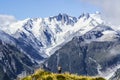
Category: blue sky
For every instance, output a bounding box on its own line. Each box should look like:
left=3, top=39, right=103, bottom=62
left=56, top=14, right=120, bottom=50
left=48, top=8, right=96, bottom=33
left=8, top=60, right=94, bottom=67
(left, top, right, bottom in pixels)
left=0, top=0, right=100, bottom=20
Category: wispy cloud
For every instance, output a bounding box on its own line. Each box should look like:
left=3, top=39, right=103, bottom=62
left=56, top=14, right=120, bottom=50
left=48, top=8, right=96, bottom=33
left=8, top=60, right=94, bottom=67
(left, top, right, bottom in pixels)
left=0, top=14, right=16, bottom=27
left=81, top=0, right=120, bottom=25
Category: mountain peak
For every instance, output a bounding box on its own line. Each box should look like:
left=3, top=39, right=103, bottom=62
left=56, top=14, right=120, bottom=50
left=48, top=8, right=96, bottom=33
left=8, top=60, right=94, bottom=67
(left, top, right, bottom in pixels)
left=49, top=13, right=77, bottom=25
left=78, top=13, right=90, bottom=19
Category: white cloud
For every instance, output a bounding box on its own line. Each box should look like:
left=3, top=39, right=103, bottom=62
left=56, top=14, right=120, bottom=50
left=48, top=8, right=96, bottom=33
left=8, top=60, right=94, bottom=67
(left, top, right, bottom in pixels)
left=0, top=14, right=16, bottom=27
left=81, top=0, right=120, bottom=26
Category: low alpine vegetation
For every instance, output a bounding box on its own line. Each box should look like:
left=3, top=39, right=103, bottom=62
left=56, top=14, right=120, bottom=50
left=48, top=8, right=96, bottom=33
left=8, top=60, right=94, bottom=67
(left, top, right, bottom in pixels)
left=22, top=69, right=105, bottom=80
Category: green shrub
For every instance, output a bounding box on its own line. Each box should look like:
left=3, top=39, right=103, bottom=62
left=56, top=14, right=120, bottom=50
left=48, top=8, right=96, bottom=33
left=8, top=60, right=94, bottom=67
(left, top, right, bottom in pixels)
left=95, top=77, right=106, bottom=80
left=47, top=76, right=53, bottom=80
left=42, top=76, right=53, bottom=80
left=56, top=75, right=66, bottom=80
left=80, top=78, right=88, bottom=80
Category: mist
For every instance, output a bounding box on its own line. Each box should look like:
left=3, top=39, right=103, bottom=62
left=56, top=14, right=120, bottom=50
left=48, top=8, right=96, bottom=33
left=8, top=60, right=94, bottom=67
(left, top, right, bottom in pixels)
left=0, top=14, right=16, bottom=27
left=81, top=0, right=120, bottom=26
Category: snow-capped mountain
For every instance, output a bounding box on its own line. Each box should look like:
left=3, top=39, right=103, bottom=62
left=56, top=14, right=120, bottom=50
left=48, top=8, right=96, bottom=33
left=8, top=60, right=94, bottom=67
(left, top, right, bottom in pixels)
left=1, top=12, right=120, bottom=79
left=2, top=12, right=116, bottom=58
left=4, top=14, right=77, bottom=57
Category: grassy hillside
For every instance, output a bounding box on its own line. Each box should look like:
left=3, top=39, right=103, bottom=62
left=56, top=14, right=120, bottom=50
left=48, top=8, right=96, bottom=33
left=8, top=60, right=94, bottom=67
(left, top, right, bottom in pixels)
left=22, top=69, right=105, bottom=80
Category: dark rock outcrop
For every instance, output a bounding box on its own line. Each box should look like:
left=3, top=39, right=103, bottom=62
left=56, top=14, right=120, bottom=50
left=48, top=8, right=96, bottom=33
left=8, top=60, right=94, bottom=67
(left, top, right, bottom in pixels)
left=0, top=39, right=37, bottom=80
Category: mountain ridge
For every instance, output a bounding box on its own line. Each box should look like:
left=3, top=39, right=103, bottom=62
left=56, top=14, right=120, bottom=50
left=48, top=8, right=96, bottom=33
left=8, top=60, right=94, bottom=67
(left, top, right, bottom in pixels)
left=1, top=13, right=106, bottom=57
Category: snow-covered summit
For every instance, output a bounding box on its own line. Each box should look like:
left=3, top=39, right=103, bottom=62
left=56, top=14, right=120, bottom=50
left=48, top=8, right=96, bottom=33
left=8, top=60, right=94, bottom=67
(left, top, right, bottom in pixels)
left=49, top=13, right=77, bottom=25
left=0, top=12, right=118, bottom=57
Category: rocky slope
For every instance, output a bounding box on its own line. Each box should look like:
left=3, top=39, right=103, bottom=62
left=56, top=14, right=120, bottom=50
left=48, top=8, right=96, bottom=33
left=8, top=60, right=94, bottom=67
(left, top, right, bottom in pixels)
left=0, top=31, right=38, bottom=80
left=109, top=68, right=120, bottom=80
left=43, top=24, right=120, bottom=79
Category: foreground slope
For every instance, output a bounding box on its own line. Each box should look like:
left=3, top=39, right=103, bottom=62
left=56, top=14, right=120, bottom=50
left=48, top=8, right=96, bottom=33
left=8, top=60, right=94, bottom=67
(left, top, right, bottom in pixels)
left=22, top=69, right=105, bottom=80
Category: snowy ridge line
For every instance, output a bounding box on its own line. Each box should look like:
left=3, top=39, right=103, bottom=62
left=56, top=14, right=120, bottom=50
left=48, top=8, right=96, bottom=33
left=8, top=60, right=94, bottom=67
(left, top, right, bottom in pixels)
left=0, top=12, right=119, bottom=59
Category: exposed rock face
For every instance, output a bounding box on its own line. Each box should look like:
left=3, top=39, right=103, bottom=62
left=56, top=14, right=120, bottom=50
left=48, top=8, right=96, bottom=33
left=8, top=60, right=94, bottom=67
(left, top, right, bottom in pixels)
left=0, top=39, right=37, bottom=80
left=44, top=36, right=120, bottom=77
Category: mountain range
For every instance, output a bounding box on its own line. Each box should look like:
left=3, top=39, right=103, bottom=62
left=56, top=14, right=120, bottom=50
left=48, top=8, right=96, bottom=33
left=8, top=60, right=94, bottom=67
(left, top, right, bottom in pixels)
left=0, top=12, right=120, bottom=80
